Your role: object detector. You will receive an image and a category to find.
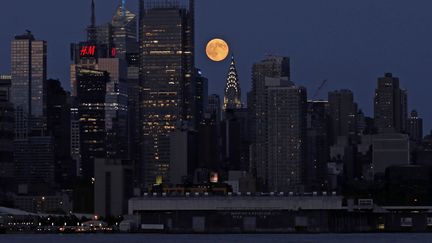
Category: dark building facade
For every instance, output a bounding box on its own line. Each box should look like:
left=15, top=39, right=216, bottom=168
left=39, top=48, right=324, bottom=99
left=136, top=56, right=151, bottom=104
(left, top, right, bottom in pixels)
left=14, top=136, right=55, bottom=187
left=221, top=108, right=250, bottom=172
left=0, top=76, right=14, bottom=189
left=111, top=2, right=138, bottom=59
left=76, top=69, right=109, bottom=179
left=139, top=0, right=196, bottom=186
left=196, top=113, right=222, bottom=183
left=328, top=89, right=358, bottom=144
left=374, top=73, right=407, bottom=134
left=207, top=94, right=221, bottom=123
left=408, top=110, right=423, bottom=144
left=195, top=69, right=208, bottom=127
left=306, top=100, right=331, bottom=190
left=266, top=83, right=307, bottom=191
left=249, top=56, right=291, bottom=191
left=46, top=79, right=74, bottom=188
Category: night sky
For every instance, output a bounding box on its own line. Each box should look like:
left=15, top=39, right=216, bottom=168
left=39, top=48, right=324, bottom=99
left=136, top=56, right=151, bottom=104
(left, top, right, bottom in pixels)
left=1, top=0, right=431, bottom=132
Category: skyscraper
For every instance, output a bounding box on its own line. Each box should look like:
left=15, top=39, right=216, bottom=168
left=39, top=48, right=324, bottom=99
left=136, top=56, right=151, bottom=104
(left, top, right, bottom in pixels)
left=11, top=31, right=47, bottom=138
left=97, top=58, right=129, bottom=159
left=221, top=108, right=250, bottom=172
left=87, top=0, right=97, bottom=42
left=328, top=89, right=358, bottom=143
left=0, top=76, right=14, bottom=188
left=139, top=0, right=195, bottom=186
left=0, top=75, right=11, bottom=101
left=223, top=56, right=242, bottom=110
left=76, top=69, right=109, bottom=179
left=374, top=73, right=408, bottom=133
left=46, top=79, right=73, bottom=188
left=249, top=56, right=291, bottom=191
left=306, top=100, right=330, bottom=189
left=408, top=110, right=423, bottom=144
left=196, top=113, right=222, bottom=183
left=111, top=1, right=138, bottom=59
left=207, top=94, right=221, bottom=122
left=266, top=80, right=307, bottom=192
left=195, top=69, right=208, bottom=126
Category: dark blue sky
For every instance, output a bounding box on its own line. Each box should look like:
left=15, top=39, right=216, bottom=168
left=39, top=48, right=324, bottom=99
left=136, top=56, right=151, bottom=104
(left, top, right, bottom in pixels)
left=1, top=0, right=431, bottom=132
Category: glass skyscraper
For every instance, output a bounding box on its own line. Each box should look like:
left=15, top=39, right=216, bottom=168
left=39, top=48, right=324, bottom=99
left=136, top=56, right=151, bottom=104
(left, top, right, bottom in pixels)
left=139, top=0, right=195, bottom=186
left=11, top=31, right=47, bottom=138
left=76, top=69, right=109, bottom=179
left=112, top=3, right=138, bottom=59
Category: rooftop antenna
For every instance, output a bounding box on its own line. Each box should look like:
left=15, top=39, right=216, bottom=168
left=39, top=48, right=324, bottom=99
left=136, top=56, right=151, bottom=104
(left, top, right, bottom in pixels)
left=122, top=0, right=126, bottom=17
left=91, top=0, right=96, bottom=27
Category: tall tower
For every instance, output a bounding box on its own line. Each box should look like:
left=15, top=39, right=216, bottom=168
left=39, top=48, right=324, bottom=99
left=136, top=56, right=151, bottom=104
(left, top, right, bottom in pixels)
left=267, top=83, right=307, bottom=191
left=249, top=56, right=291, bottom=190
left=374, top=73, right=407, bottom=133
left=76, top=69, right=109, bottom=179
left=408, top=110, right=423, bottom=143
left=223, top=56, right=242, bottom=110
left=139, top=0, right=196, bottom=186
left=111, top=0, right=138, bottom=59
left=328, top=89, right=358, bottom=143
left=87, top=0, right=97, bottom=43
left=11, top=31, right=47, bottom=138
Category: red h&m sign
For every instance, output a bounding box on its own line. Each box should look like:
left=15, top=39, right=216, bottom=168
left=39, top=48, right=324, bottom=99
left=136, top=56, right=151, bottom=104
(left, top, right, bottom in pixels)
left=80, top=45, right=96, bottom=57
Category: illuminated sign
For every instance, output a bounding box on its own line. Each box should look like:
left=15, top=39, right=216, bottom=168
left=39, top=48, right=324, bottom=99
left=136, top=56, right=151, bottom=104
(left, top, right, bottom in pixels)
left=80, top=45, right=96, bottom=57
left=111, top=47, right=117, bottom=57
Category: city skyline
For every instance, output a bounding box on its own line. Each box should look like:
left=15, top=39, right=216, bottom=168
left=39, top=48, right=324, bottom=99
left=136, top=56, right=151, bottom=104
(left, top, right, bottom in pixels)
left=0, top=0, right=432, bottom=132
left=2, top=0, right=432, bottom=237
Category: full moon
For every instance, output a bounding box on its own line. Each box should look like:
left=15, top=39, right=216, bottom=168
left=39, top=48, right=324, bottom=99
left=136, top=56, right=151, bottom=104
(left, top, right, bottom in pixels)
left=206, top=38, right=229, bottom=62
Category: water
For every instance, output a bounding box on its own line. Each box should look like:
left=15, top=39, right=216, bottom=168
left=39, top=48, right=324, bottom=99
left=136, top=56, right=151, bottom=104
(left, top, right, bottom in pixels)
left=0, top=234, right=431, bottom=243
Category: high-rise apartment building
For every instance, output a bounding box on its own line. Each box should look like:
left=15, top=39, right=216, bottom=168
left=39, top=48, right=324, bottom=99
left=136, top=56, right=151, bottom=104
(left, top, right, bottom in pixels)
left=306, top=100, right=330, bottom=189
left=374, top=73, right=408, bottom=133
left=328, top=89, right=358, bottom=143
left=249, top=56, right=291, bottom=191
left=408, top=110, right=423, bottom=144
left=266, top=80, right=307, bottom=191
left=139, top=0, right=195, bottom=186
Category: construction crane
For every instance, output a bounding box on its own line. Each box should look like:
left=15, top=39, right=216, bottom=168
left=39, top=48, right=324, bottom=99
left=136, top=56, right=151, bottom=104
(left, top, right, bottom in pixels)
left=312, top=79, right=328, bottom=100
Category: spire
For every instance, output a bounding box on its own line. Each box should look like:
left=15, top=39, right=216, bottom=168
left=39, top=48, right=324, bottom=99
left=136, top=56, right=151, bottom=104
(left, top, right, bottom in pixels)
left=87, top=0, right=97, bottom=42
left=122, top=0, right=126, bottom=17
left=223, top=55, right=242, bottom=110
left=91, top=0, right=96, bottom=27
